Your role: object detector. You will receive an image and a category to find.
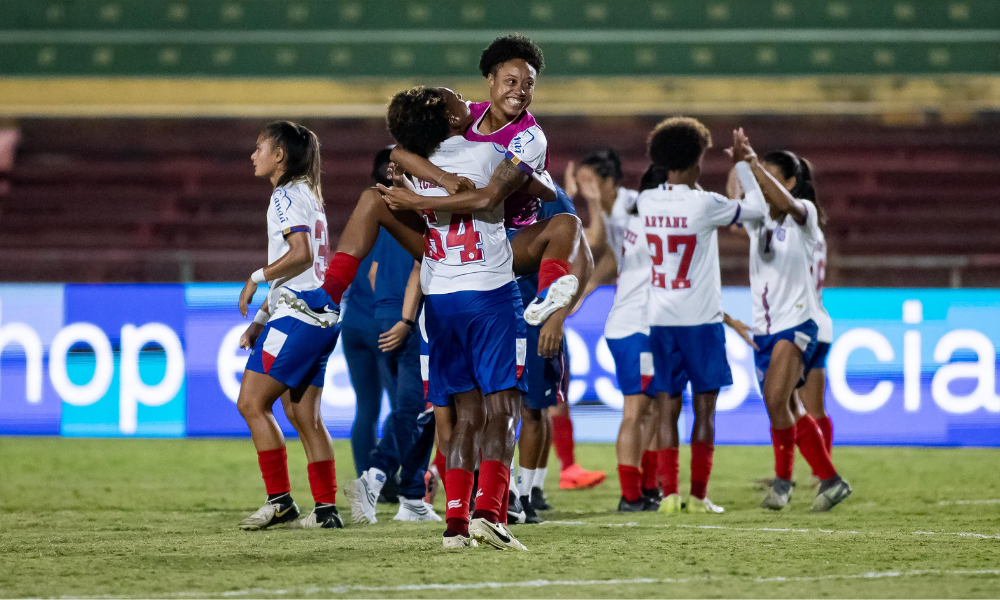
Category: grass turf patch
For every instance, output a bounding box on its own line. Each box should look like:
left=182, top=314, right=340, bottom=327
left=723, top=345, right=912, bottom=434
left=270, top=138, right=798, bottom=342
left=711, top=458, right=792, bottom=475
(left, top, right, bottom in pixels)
left=1, top=438, right=998, bottom=598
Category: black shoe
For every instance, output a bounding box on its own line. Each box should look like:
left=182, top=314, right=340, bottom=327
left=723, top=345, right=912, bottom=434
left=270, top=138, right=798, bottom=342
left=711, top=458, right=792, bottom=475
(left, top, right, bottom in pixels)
left=291, top=504, right=344, bottom=529
left=520, top=495, right=544, bottom=524
left=618, top=496, right=647, bottom=512
left=530, top=487, right=553, bottom=511
left=507, top=489, right=526, bottom=523
left=642, top=488, right=662, bottom=510
left=378, top=474, right=400, bottom=504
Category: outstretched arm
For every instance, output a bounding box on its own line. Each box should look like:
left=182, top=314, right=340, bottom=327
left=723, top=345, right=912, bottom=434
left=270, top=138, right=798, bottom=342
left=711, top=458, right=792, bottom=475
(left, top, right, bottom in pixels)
left=378, top=260, right=423, bottom=352
left=378, top=158, right=530, bottom=213
left=747, top=156, right=809, bottom=225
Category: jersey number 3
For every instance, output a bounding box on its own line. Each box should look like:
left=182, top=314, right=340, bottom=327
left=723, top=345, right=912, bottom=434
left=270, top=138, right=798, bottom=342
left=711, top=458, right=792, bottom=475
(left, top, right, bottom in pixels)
left=647, top=234, right=696, bottom=290
left=313, top=220, right=330, bottom=279
left=424, top=212, right=483, bottom=263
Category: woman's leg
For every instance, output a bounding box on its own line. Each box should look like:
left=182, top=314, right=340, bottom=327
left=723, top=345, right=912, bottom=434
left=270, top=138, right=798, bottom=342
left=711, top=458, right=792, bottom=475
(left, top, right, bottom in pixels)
left=689, top=390, right=719, bottom=501
left=800, top=367, right=833, bottom=454
left=616, top=393, right=652, bottom=503
left=284, top=385, right=339, bottom=512
left=656, top=392, right=683, bottom=500
left=236, top=370, right=296, bottom=529
left=639, top=400, right=661, bottom=492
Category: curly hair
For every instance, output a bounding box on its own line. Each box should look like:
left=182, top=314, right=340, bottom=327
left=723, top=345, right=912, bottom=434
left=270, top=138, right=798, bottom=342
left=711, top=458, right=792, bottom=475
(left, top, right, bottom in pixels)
left=647, top=117, right=713, bottom=172
left=385, top=87, right=450, bottom=158
left=479, top=34, right=545, bottom=77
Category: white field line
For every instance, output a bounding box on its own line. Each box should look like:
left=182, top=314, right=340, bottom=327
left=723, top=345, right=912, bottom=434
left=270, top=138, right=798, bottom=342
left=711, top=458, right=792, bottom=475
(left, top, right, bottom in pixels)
left=542, top=520, right=1000, bottom=540
left=938, top=499, right=1000, bottom=506
left=58, top=568, right=1000, bottom=599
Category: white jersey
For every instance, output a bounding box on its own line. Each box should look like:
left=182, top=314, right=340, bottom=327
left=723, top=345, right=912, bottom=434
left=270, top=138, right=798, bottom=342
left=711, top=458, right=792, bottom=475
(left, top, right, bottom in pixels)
left=812, top=230, right=833, bottom=343
left=605, top=214, right=652, bottom=339
left=745, top=199, right=824, bottom=336
left=265, top=181, right=328, bottom=311
left=605, top=187, right=640, bottom=262
left=416, top=136, right=514, bottom=295
left=638, top=162, right=767, bottom=327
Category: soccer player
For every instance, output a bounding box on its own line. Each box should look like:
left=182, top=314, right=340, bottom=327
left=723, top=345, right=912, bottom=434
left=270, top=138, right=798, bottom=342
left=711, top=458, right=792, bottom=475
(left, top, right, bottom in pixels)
left=638, top=119, right=769, bottom=514
left=761, top=152, right=836, bottom=460
left=235, top=121, right=343, bottom=530
left=388, top=34, right=589, bottom=329
left=378, top=86, right=539, bottom=550
left=734, top=140, right=851, bottom=511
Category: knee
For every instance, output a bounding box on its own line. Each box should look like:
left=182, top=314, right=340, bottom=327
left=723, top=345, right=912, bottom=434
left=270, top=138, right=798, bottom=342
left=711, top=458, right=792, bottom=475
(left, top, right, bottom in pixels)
left=552, top=213, right=583, bottom=238
left=521, top=406, right=542, bottom=423
left=237, top=395, right=260, bottom=420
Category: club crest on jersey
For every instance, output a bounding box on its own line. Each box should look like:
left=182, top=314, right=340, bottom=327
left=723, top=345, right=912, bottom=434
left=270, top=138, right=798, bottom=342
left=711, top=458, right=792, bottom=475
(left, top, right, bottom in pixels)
left=261, top=328, right=289, bottom=373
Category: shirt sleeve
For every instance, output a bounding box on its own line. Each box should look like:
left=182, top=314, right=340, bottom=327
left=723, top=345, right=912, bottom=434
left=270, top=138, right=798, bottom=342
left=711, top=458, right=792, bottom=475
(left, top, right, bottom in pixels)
left=271, top=186, right=313, bottom=236
left=729, top=161, right=769, bottom=224
left=798, top=199, right=822, bottom=245
left=703, top=190, right=752, bottom=227
left=505, top=125, right=547, bottom=176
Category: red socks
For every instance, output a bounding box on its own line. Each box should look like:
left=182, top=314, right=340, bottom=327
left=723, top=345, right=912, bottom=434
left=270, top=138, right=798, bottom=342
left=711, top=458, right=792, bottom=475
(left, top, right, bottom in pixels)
left=657, top=447, right=679, bottom=496
left=816, top=415, right=834, bottom=455
left=771, top=426, right=796, bottom=480
left=433, top=448, right=448, bottom=494
left=551, top=414, right=575, bottom=471
left=537, top=259, right=571, bottom=294
left=306, top=459, right=337, bottom=504
left=500, top=473, right=510, bottom=525
left=640, top=451, right=659, bottom=490
left=795, top=415, right=837, bottom=481
left=617, top=465, right=643, bottom=502
left=689, top=442, right=714, bottom=500
left=471, top=460, right=509, bottom=523
left=257, top=447, right=290, bottom=495
left=444, top=468, right=475, bottom=536
left=321, top=252, right=361, bottom=304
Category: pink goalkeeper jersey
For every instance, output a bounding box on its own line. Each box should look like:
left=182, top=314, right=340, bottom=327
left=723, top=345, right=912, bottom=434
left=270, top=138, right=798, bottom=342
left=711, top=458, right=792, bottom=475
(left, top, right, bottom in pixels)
left=465, top=101, right=549, bottom=229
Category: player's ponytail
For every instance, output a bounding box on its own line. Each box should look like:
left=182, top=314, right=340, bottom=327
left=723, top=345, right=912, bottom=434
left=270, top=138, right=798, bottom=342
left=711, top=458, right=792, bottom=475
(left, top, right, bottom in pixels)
left=762, top=150, right=824, bottom=227
left=261, top=121, right=324, bottom=206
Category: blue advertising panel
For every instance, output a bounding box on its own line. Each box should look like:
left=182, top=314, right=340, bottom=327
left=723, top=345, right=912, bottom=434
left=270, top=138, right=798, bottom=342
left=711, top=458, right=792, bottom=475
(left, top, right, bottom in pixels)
left=0, top=284, right=997, bottom=445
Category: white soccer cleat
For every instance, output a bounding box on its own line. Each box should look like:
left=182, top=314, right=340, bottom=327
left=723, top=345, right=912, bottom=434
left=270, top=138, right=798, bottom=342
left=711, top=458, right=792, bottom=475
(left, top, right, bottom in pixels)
left=343, top=476, right=378, bottom=524
left=523, top=274, right=578, bottom=326
left=288, top=506, right=344, bottom=529
left=686, top=496, right=725, bottom=514
left=442, top=533, right=478, bottom=549
left=394, top=498, right=443, bottom=522
left=238, top=498, right=299, bottom=530
left=469, top=518, right=528, bottom=551
left=277, top=288, right=340, bottom=328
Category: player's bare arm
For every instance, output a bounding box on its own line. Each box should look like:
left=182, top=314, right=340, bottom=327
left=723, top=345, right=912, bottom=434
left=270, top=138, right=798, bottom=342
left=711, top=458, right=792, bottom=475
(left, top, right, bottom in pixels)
left=733, top=128, right=808, bottom=225
left=238, top=231, right=313, bottom=317
left=379, top=157, right=530, bottom=212
left=723, top=312, right=758, bottom=350
left=389, top=146, right=475, bottom=195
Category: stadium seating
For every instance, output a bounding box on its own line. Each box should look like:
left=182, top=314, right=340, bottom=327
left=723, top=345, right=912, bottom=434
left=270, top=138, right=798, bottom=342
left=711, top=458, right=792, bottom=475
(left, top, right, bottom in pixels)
left=2, top=115, right=998, bottom=286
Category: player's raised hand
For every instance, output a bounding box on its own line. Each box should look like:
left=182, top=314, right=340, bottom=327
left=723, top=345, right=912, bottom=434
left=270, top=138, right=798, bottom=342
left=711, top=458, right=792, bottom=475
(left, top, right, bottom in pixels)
left=376, top=183, right=422, bottom=211
left=240, top=322, right=264, bottom=349
left=563, top=160, right=579, bottom=197
left=730, top=128, right=757, bottom=164
left=238, top=278, right=257, bottom=317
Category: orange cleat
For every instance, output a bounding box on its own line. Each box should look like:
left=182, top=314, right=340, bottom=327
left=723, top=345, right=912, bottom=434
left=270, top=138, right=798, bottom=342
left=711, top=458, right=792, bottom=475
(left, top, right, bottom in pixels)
left=559, top=464, right=607, bottom=490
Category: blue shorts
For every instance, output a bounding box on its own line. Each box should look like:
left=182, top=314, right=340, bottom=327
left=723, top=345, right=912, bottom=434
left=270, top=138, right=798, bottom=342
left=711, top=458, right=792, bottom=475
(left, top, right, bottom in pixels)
left=523, top=325, right=569, bottom=410
left=423, top=282, right=527, bottom=401
left=606, top=333, right=656, bottom=397
left=245, top=290, right=341, bottom=392
left=805, top=341, right=830, bottom=375
left=650, top=323, right=733, bottom=396
left=753, top=320, right=819, bottom=388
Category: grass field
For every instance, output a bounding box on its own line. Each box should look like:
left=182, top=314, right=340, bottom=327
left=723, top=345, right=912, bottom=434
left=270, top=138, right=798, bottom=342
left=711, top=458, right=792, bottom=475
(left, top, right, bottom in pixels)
left=2, top=438, right=999, bottom=599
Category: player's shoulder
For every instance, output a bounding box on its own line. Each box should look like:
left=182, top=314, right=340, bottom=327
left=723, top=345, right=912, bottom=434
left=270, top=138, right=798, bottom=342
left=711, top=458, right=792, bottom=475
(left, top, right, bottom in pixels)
left=510, top=124, right=546, bottom=150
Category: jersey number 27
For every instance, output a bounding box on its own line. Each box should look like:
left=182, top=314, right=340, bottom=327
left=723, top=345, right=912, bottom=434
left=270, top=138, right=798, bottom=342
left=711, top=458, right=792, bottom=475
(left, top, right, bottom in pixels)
left=647, top=233, right=696, bottom=290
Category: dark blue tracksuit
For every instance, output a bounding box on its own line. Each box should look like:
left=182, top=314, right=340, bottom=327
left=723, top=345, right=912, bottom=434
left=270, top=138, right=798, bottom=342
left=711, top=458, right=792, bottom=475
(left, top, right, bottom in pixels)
left=369, top=231, right=435, bottom=500
left=343, top=234, right=393, bottom=476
